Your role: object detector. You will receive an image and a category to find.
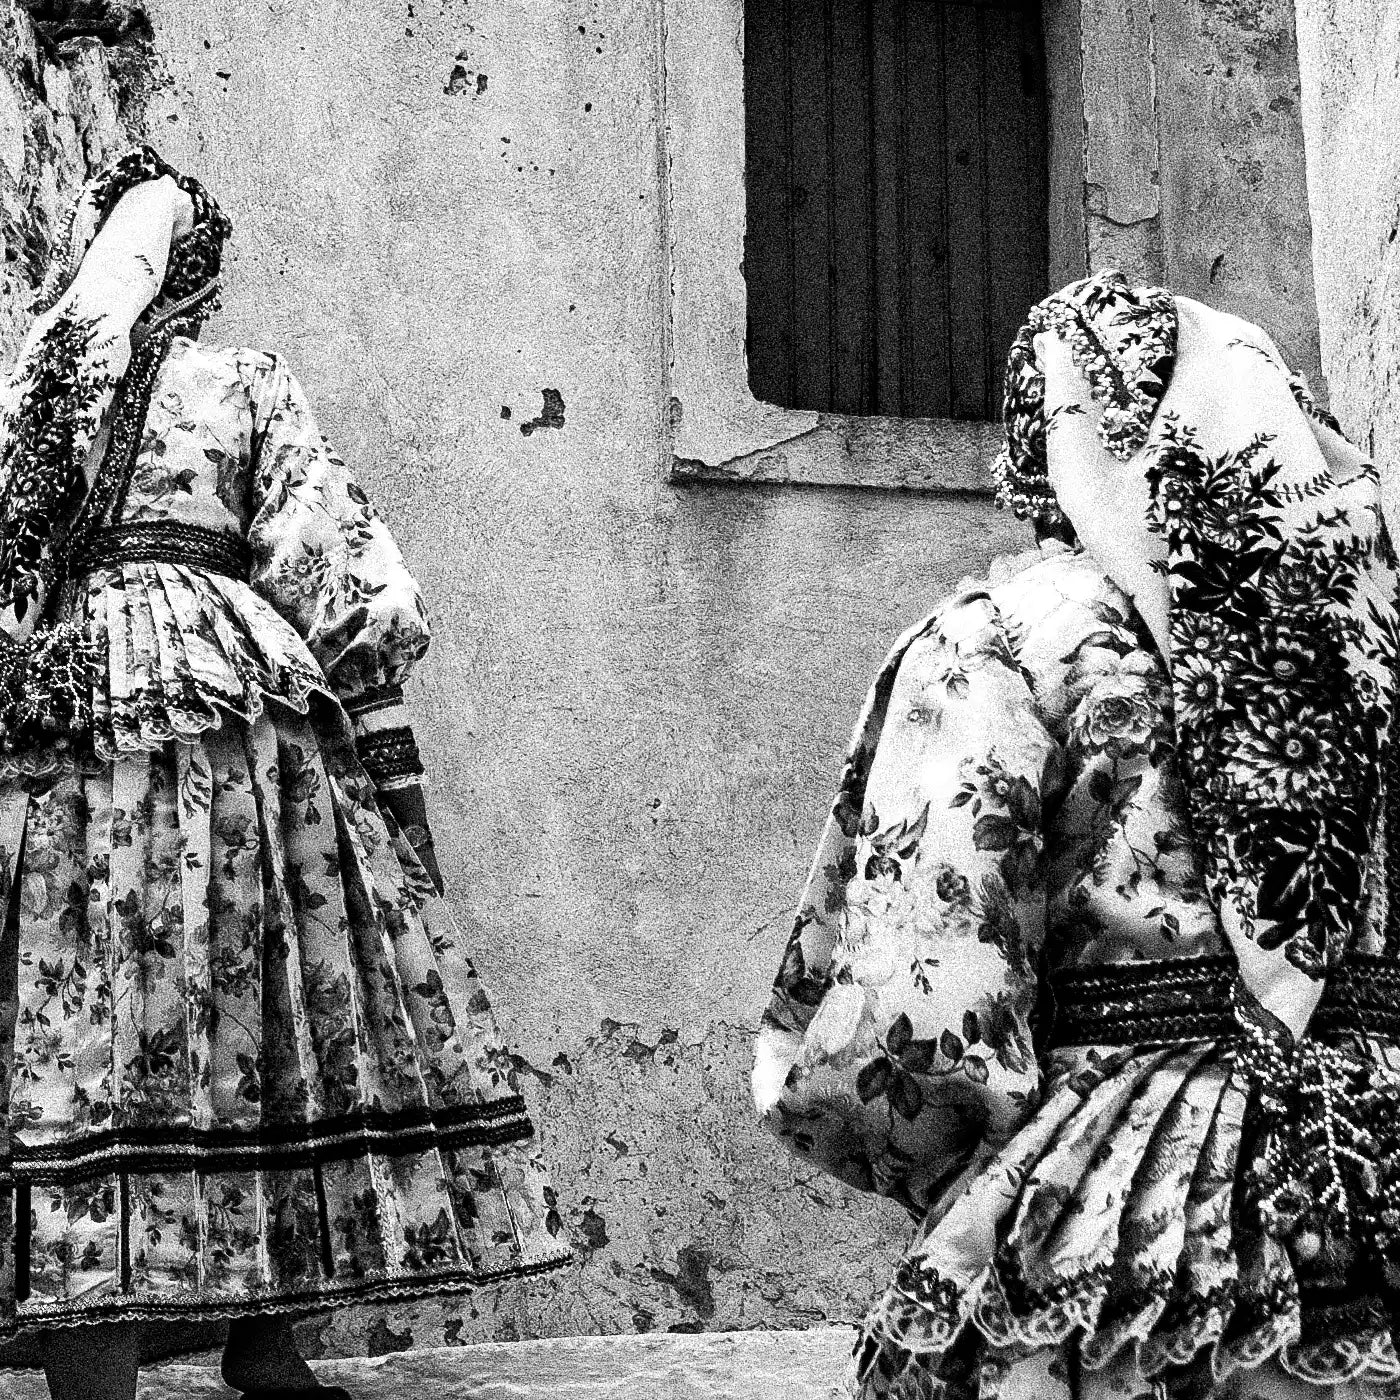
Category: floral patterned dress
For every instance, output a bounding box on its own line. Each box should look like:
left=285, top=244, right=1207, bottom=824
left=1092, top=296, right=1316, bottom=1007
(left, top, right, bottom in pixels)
left=758, top=279, right=1400, bottom=1400
left=0, top=335, right=570, bottom=1333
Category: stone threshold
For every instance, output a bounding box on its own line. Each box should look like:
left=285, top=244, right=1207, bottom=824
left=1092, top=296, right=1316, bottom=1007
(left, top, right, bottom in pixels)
left=0, top=1326, right=856, bottom=1399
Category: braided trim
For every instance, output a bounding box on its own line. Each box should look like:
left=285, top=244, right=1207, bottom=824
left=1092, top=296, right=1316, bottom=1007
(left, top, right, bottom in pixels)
left=71, top=521, right=252, bottom=582
left=356, top=724, right=424, bottom=784
left=1048, top=953, right=1400, bottom=1047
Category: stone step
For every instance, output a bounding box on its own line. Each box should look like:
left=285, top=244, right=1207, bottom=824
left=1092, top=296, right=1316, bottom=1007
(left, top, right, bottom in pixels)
left=0, top=1327, right=855, bottom=1400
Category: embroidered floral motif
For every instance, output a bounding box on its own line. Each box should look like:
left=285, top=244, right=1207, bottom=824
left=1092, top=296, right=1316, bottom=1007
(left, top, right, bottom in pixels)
left=1143, top=410, right=1400, bottom=973
left=0, top=313, right=115, bottom=618
left=1232, top=979, right=1400, bottom=1266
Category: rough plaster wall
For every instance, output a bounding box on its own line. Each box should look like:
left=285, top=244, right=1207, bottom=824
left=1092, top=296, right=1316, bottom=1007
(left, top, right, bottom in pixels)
left=143, top=0, right=1032, bottom=1355
left=1294, top=0, right=1400, bottom=510
left=1155, top=0, right=1321, bottom=387
left=1074, top=0, right=1321, bottom=387
left=1080, top=0, right=1164, bottom=284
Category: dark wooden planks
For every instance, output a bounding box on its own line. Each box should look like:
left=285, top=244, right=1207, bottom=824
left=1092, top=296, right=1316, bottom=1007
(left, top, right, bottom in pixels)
left=829, top=0, right=875, bottom=413
left=900, top=0, right=952, bottom=417
left=941, top=2, right=990, bottom=419
left=787, top=0, right=836, bottom=409
left=743, top=0, right=1048, bottom=422
left=983, top=4, right=1049, bottom=412
left=868, top=0, right=905, bottom=414
left=742, top=0, right=795, bottom=410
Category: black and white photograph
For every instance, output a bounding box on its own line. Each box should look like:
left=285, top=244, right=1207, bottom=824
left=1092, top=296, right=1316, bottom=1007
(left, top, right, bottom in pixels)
left=0, top=0, right=1393, bottom=1396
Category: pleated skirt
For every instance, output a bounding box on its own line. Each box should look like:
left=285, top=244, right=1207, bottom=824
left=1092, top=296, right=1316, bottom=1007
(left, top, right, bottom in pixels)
left=854, top=1041, right=1400, bottom=1400
left=0, top=701, right=570, bottom=1333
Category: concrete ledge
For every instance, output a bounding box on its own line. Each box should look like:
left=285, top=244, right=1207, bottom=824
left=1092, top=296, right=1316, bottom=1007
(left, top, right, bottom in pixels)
left=0, top=1327, right=856, bottom=1400
left=672, top=415, right=1001, bottom=494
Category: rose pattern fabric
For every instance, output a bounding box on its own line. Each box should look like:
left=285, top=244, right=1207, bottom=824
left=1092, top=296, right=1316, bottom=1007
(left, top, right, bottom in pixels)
left=0, top=336, right=570, bottom=1333
left=758, top=277, right=1400, bottom=1399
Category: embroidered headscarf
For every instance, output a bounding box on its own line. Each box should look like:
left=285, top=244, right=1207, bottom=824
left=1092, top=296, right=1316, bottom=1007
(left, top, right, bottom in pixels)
left=996, top=271, right=1400, bottom=991
left=0, top=148, right=230, bottom=755
left=0, top=146, right=231, bottom=622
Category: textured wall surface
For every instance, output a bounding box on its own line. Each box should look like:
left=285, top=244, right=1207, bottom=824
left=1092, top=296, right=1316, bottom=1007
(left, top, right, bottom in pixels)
left=0, top=1, right=153, bottom=354
left=141, top=0, right=1028, bottom=1353
left=1294, top=0, right=1400, bottom=509
left=1076, top=0, right=1322, bottom=385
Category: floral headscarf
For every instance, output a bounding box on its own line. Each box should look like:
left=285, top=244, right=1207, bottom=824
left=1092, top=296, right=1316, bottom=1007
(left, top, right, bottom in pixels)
left=0, top=146, right=231, bottom=622
left=0, top=148, right=230, bottom=756
left=995, top=271, right=1400, bottom=987
left=31, top=145, right=232, bottom=322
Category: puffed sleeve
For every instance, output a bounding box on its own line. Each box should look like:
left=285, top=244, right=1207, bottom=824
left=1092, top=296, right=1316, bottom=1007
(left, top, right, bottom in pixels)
left=752, top=587, right=1061, bottom=1217
left=245, top=353, right=443, bottom=894
left=245, top=353, right=430, bottom=702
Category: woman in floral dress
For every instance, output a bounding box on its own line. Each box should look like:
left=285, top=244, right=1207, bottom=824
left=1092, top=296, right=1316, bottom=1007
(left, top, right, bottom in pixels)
left=756, top=271, right=1400, bottom=1399
left=0, top=150, right=569, bottom=1400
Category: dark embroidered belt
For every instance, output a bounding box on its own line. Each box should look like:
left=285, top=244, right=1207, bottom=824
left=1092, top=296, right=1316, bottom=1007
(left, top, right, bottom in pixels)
left=72, top=521, right=253, bottom=583
left=1047, top=953, right=1400, bottom=1047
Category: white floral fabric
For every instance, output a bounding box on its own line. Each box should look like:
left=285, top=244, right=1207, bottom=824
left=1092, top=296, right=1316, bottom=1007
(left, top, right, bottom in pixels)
left=0, top=337, right=570, bottom=1334
left=758, top=280, right=1400, bottom=1399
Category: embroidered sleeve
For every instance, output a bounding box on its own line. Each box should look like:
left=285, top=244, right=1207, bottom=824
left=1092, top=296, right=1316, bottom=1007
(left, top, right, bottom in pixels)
left=244, top=354, right=431, bottom=709
left=753, top=589, right=1060, bottom=1215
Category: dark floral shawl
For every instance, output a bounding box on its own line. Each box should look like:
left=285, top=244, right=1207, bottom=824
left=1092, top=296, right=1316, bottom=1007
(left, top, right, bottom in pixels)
left=0, top=147, right=231, bottom=620
left=997, top=271, right=1400, bottom=984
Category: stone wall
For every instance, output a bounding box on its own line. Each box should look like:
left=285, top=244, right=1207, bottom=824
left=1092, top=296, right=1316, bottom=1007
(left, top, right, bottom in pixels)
left=0, top=1, right=157, bottom=354
left=1294, top=0, right=1400, bottom=510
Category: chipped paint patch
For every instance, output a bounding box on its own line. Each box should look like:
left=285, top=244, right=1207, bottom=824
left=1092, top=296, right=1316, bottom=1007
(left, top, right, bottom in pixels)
left=300, top=1022, right=908, bottom=1355
left=520, top=387, right=566, bottom=436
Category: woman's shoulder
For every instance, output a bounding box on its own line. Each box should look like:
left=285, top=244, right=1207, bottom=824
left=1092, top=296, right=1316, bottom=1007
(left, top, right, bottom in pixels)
left=935, top=540, right=1126, bottom=635
left=986, top=540, right=1134, bottom=631
left=167, top=336, right=289, bottom=390
left=942, top=540, right=1156, bottom=712
left=906, top=542, right=1126, bottom=683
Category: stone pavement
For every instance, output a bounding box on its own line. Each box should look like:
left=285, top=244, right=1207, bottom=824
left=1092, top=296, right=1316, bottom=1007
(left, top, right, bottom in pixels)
left=0, top=1327, right=855, bottom=1399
